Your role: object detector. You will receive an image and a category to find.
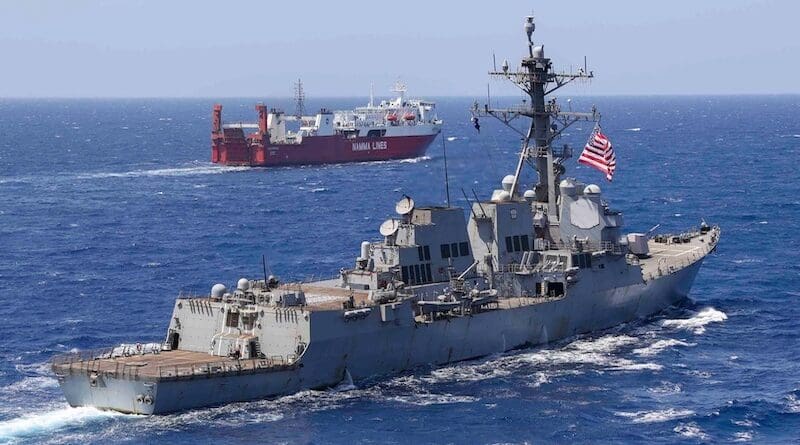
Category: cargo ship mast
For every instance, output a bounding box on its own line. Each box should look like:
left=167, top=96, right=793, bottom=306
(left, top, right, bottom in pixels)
left=474, top=15, right=599, bottom=222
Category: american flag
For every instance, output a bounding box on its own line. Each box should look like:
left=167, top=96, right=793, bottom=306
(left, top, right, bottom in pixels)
left=578, top=127, right=616, bottom=181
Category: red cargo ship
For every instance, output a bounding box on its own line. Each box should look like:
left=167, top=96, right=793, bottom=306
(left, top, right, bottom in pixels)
left=211, top=83, right=442, bottom=167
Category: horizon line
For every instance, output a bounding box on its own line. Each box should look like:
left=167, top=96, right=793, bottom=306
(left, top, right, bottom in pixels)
left=1, top=92, right=799, bottom=100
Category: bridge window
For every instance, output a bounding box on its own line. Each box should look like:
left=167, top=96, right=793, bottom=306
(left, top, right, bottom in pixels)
left=513, top=236, right=521, bottom=252
left=401, top=266, right=409, bottom=283
left=571, top=253, right=592, bottom=268
left=440, top=244, right=451, bottom=259
left=424, top=245, right=431, bottom=261
left=414, top=265, right=422, bottom=284
left=459, top=242, right=469, bottom=256
left=225, top=311, right=239, bottom=328
left=425, top=263, right=432, bottom=282
left=505, top=236, right=513, bottom=253
left=451, top=243, right=459, bottom=257
left=418, top=246, right=425, bottom=262
left=521, top=235, right=530, bottom=251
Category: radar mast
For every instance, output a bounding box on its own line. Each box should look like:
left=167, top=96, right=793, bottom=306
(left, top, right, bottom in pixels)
left=473, top=15, right=599, bottom=222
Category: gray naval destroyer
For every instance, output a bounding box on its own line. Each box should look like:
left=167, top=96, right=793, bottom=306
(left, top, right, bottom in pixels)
left=52, top=16, right=720, bottom=414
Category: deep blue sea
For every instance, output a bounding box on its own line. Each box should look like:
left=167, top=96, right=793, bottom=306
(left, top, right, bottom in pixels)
left=0, top=96, right=798, bottom=444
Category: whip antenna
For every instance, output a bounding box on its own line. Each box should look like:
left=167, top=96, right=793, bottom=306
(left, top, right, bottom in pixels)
left=442, top=134, right=451, bottom=207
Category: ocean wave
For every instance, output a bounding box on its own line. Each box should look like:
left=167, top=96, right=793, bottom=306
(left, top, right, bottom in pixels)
left=648, top=381, right=682, bottom=395
left=786, top=392, right=800, bottom=413
left=660, top=307, right=727, bottom=334
left=1, top=376, right=58, bottom=394
left=632, top=339, right=694, bottom=356
left=674, top=422, right=710, bottom=440
left=0, top=407, right=123, bottom=442
left=615, top=408, right=694, bottom=423
left=625, top=127, right=642, bottom=132
left=398, top=155, right=431, bottom=164
left=385, top=393, right=478, bottom=406
left=74, top=165, right=249, bottom=180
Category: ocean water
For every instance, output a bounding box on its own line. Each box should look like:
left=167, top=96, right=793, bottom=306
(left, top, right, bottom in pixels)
left=0, top=96, right=798, bottom=444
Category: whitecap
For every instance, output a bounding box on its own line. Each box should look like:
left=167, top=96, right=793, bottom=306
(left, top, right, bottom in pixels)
left=660, top=307, right=727, bottom=334
left=1, top=376, right=58, bottom=395
left=0, top=407, right=123, bottom=441
left=632, top=339, right=694, bottom=356
left=625, top=128, right=641, bottom=132
left=446, top=136, right=457, bottom=141
left=310, top=187, right=328, bottom=193
left=615, top=408, right=694, bottom=423
left=674, top=422, right=710, bottom=440
left=386, top=393, right=478, bottom=406
left=733, top=431, right=753, bottom=442
left=649, top=381, right=682, bottom=395
left=786, top=393, right=800, bottom=413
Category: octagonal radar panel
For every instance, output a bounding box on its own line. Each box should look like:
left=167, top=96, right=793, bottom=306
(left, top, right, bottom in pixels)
left=395, top=195, right=415, bottom=216
left=379, top=219, right=400, bottom=237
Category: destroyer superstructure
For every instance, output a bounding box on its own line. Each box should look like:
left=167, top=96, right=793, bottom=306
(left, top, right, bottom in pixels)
left=53, top=16, right=719, bottom=414
left=211, top=82, right=442, bottom=166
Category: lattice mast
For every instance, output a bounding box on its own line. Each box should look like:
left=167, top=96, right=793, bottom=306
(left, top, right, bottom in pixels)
left=294, top=79, right=305, bottom=118
left=476, top=16, right=599, bottom=222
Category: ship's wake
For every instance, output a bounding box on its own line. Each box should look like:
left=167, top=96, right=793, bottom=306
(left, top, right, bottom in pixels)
left=2, top=306, right=729, bottom=441
left=74, top=164, right=249, bottom=180
left=0, top=407, right=123, bottom=443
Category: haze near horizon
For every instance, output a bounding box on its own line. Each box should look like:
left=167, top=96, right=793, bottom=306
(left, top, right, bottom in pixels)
left=1, top=0, right=797, bottom=98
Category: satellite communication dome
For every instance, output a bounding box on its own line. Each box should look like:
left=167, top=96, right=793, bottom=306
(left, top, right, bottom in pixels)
left=584, top=184, right=601, bottom=195
left=533, top=45, right=545, bottom=58
left=379, top=219, right=400, bottom=237
left=501, top=175, right=516, bottom=192
left=237, top=278, right=249, bottom=291
left=395, top=195, right=415, bottom=215
left=211, top=283, right=227, bottom=299
left=523, top=189, right=536, bottom=201
left=496, top=191, right=512, bottom=202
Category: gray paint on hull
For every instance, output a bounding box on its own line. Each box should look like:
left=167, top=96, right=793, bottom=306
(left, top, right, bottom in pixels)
left=58, top=261, right=701, bottom=414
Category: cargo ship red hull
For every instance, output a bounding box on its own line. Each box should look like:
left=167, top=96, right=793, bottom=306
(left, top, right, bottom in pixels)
left=211, top=97, right=441, bottom=167
left=212, top=133, right=438, bottom=167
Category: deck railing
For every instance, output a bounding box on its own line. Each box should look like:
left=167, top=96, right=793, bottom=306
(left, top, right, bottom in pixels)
left=156, top=355, right=297, bottom=380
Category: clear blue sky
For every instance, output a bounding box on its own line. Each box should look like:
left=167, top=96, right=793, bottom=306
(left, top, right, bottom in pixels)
left=1, top=0, right=796, bottom=97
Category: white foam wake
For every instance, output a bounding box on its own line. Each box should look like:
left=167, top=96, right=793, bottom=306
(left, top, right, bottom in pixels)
left=660, top=307, right=727, bottom=334
left=74, top=165, right=248, bottom=180
left=615, top=408, right=694, bottom=423
left=632, top=339, right=694, bottom=356
left=0, top=407, right=121, bottom=441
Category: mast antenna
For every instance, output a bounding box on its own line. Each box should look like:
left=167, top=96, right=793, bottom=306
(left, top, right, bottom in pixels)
left=294, top=79, right=305, bottom=118
left=442, top=135, right=451, bottom=207
left=369, top=82, right=375, bottom=107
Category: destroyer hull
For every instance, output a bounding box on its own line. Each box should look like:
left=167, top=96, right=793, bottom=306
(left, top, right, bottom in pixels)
left=56, top=260, right=702, bottom=414
left=212, top=134, right=438, bottom=167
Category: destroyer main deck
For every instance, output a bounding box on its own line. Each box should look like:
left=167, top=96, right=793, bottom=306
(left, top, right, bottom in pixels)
left=53, top=349, right=296, bottom=381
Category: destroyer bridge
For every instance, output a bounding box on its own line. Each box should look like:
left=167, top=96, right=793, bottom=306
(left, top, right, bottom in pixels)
left=53, top=15, right=719, bottom=415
